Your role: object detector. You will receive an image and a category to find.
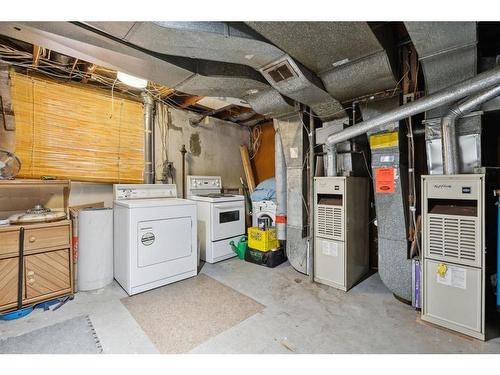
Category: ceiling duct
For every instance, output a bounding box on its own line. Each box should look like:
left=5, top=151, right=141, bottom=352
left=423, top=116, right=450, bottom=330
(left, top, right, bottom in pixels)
left=0, top=22, right=294, bottom=118
left=246, top=22, right=398, bottom=103
left=84, top=21, right=344, bottom=121
left=405, top=22, right=477, bottom=118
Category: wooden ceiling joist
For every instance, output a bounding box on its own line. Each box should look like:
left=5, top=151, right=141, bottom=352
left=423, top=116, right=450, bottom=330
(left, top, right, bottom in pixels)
left=32, top=45, right=41, bottom=66
left=178, top=95, right=204, bottom=108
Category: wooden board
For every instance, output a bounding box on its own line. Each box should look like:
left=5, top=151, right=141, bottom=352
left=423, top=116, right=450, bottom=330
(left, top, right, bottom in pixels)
left=239, top=144, right=256, bottom=193
left=251, top=122, right=275, bottom=184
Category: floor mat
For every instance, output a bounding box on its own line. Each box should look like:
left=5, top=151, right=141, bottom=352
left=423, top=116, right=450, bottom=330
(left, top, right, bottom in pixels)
left=121, top=273, right=265, bottom=353
left=0, top=315, right=103, bottom=354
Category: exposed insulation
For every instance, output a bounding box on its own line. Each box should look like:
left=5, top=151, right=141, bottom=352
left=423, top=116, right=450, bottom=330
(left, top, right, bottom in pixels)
left=11, top=71, right=144, bottom=183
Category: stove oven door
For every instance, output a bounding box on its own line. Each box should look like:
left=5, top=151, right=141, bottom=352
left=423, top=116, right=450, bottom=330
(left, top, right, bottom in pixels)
left=211, top=201, right=245, bottom=241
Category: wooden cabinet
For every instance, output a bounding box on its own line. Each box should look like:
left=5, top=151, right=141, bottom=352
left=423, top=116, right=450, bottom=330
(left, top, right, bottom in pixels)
left=0, top=220, right=73, bottom=313
left=0, top=258, right=19, bottom=307
left=25, top=249, right=71, bottom=299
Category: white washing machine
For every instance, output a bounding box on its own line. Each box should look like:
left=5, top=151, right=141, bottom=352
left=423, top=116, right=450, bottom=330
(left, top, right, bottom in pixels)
left=113, top=184, right=197, bottom=295
left=252, top=200, right=277, bottom=227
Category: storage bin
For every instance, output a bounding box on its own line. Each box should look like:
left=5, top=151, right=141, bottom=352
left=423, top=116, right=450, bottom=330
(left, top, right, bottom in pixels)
left=247, top=226, right=279, bottom=252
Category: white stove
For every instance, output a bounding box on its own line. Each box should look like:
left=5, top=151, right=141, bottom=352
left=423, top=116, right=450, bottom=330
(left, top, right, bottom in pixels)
left=187, top=176, right=245, bottom=263
left=113, top=184, right=197, bottom=295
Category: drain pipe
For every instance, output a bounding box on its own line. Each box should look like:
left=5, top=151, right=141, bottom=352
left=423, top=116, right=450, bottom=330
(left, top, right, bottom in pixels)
left=275, top=124, right=287, bottom=242
left=141, top=92, right=155, bottom=184
left=442, top=85, right=500, bottom=174
left=325, top=66, right=500, bottom=147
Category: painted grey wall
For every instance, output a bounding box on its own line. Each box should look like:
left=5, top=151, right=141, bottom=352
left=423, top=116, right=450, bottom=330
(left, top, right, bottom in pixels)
left=154, top=105, right=250, bottom=192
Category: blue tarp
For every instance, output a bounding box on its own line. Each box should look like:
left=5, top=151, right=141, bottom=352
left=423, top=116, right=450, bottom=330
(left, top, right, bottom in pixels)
left=250, top=177, right=276, bottom=202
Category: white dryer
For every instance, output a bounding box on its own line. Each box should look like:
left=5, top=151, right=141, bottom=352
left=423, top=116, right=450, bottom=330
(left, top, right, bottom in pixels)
left=252, top=200, right=277, bottom=227
left=113, top=184, right=197, bottom=295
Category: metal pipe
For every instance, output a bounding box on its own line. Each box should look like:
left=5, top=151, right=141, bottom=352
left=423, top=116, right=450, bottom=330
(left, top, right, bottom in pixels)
left=442, top=85, right=500, bottom=174
left=326, top=145, right=337, bottom=176
left=180, top=144, right=187, bottom=199
left=496, top=189, right=500, bottom=312
left=325, top=66, right=500, bottom=147
left=141, top=92, right=155, bottom=184
left=274, top=124, right=287, bottom=241
left=308, top=109, right=315, bottom=281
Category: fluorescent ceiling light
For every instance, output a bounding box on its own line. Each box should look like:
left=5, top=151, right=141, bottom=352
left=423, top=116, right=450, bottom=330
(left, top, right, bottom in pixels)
left=117, top=71, right=148, bottom=89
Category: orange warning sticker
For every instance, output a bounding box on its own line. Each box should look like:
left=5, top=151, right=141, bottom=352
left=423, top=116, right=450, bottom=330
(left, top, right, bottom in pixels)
left=375, top=167, right=395, bottom=193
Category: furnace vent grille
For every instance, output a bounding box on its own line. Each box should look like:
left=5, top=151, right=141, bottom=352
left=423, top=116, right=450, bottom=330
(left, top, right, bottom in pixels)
left=316, top=204, right=343, bottom=241
left=426, top=214, right=480, bottom=267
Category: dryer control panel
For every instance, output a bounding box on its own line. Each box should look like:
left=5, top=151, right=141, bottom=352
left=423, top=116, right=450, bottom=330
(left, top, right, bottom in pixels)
left=114, top=184, right=177, bottom=200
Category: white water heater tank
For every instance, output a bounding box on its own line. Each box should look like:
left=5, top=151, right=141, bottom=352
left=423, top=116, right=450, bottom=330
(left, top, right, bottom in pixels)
left=78, top=207, right=113, bottom=291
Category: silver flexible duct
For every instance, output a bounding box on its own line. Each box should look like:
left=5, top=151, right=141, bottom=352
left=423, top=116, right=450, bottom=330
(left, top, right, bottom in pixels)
left=325, top=66, right=500, bottom=147
left=442, top=85, right=500, bottom=174
left=142, top=92, right=155, bottom=184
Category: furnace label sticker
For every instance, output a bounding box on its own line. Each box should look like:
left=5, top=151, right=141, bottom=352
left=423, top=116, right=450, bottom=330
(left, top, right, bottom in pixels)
left=436, top=266, right=467, bottom=289
left=375, top=167, right=395, bottom=193
left=289, top=147, right=299, bottom=159
left=322, top=241, right=338, bottom=257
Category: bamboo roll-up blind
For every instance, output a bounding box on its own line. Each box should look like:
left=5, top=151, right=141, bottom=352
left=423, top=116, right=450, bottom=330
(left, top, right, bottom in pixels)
left=11, top=71, right=144, bottom=183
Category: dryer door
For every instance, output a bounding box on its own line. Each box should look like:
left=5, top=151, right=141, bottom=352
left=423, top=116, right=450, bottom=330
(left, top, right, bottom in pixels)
left=137, top=217, right=192, bottom=267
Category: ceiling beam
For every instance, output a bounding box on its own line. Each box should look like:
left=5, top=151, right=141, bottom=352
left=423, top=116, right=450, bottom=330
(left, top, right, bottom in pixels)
left=178, top=95, right=204, bottom=108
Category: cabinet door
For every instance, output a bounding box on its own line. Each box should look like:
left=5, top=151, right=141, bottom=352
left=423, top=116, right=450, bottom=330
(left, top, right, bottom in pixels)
left=25, top=249, right=71, bottom=299
left=0, top=258, right=19, bottom=308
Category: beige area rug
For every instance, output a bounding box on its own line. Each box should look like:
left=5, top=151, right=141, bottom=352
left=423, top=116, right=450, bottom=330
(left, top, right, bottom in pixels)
left=121, top=273, right=265, bottom=353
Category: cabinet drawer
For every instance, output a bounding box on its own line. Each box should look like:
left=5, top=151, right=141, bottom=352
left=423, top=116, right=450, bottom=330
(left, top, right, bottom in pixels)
left=0, top=230, right=19, bottom=258
left=24, top=225, right=70, bottom=252
left=25, top=249, right=71, bottom=299
left=0, top=257, right=19, bottom=308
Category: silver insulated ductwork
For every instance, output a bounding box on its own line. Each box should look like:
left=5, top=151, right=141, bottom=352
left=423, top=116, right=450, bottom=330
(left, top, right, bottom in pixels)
left=361, top=97, right=411, bottom=301
left=274, top=113, right=309, bottom=274
left=441, top=85, right=500, bottom=174
left=84, top=21, right=344, bottom=121
left=0, top=22, right=296, bottom=119
left=246, top=22, right=398, bottom=104
left=405, top=22, right=482, bottom=175
left=405, top=22, right=478, bottom=118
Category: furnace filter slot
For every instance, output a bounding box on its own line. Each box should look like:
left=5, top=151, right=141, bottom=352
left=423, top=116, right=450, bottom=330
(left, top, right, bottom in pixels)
left=317, top=194, right=343, bottom=206
left=427, top=198, right=478, bottom=217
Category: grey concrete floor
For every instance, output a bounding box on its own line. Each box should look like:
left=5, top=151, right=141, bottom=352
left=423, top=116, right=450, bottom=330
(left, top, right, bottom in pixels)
left=1, top=258, right=500, bottom=354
